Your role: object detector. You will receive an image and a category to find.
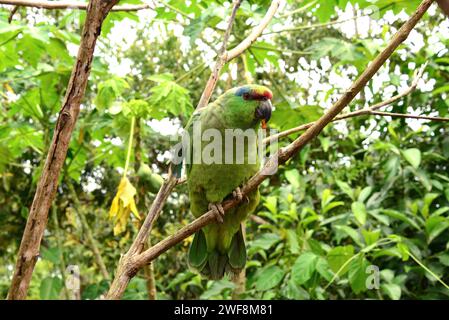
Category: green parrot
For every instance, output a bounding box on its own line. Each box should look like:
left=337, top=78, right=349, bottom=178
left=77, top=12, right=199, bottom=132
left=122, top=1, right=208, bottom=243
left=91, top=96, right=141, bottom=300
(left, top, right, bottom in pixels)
left=175, top=84, right=273, bottom=280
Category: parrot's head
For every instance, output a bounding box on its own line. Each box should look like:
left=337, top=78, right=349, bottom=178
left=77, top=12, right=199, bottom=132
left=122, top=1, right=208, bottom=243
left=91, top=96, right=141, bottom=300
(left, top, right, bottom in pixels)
left=220, top=84, right=273, bottom=129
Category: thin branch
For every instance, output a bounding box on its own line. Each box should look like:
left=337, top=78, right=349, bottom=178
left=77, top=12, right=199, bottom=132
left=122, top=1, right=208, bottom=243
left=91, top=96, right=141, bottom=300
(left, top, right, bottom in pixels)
left=7, top=0, right=119, bottom=300
left=264, top=63, right=429, bottom=143
left=106, top=0, right=435, bottom=300
left=196, top=0, right=246, bottom=110
left=226, top=0, right=281, bottom=62
left=7, top=5, right=18, bottom=23
left=278, top=0, right=318, bottom=19
left=369, top=110, right=449, bottom=122
left=0, top=0, right=154, bottom=11
left=263, top=14, right=371, bottom=35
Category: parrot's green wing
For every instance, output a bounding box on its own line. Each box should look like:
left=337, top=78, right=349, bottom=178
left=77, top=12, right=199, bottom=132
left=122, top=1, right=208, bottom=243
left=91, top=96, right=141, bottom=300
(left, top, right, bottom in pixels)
left=172, top=110, right=202, bottom=178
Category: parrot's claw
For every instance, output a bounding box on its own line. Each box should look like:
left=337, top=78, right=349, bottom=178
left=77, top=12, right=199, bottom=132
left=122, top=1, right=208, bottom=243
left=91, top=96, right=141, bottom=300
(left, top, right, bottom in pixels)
left=209, top=203, right=225, bottom=223
left=233, top=186, right=249, bottom=203
left=232, top=187, right=243, bottom=201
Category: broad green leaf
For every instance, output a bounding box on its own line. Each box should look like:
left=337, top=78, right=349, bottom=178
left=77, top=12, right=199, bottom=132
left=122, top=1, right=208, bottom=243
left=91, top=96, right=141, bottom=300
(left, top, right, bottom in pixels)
left=426, top=216, right=449, bottom=243
left=285, top=229, right=300, bottom=255
left=291, top=252, right=319, bottom=285
left=250, top=233, right=280, bottom=250
left=254, top=266, right=285, bottom=291
left=334, top=225, right=362, bottom=246
left=336, top=180, right=355, bottom=200
left=40, top=247, right=61, bottom=265
left=327, top=245, right=354, bottom=275
left=381, top=283, right=402, bottom=300
left=352, top=201, right=367, bottom=225
left=348, top=256, right=370, bottom=294
left=40, top=277, right=63, bottom=300
left=358, top=186, right=373, bottom=203
left=361, top=229, right=380, bottom=246
left=200, top=280, right=235, bottom=299
left=402, top=148, right=421, bottom=169
left=285, top=169, right=301, bottom=189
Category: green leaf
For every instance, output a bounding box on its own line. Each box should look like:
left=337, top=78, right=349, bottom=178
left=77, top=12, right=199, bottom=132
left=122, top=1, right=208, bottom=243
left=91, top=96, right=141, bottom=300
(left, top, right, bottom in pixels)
left=358, top=186, right=372, bottom=203
left=334, top=225, right=362, bottom=246
left=250, top=233, right=280, bottom=250
left=361, top=229, right=380, bottom=246
left=40, top=247, right=61, bottom=264
left=402, top=148, right=421, bottom=169
left=348, top=256, right=370, bottom=294
left=327, top=245, right=354, bottom=275
left=200, top=280, right=235, bottom=299
left=285, top=229, right=300, bottom=255
left=291, top=252, right=319, bottom=285
left=285, top=169, right=301, bottom=189
left=426, top=216, right=449, bottom=243
left=421, top=193, right=439, bottom=218
left=336, top=180, right=355, bottom=200
left=254, top=266, right=286, bottom=291
left=352, top=201, right=367, bottom=225
left=381, top=209, right=420, bottom=230
left=283, top=277, right=310, bottom=300
left=381, top=283, right=402, bottom=300
left=40, top=276, right=63, bottom=300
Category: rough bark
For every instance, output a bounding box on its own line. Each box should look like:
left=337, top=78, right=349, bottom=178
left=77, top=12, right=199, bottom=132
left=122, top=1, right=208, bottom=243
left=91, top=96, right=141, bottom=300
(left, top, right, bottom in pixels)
left=437, top=0, right=449, bottom=16
left=7, top=0, right=118, bottom=300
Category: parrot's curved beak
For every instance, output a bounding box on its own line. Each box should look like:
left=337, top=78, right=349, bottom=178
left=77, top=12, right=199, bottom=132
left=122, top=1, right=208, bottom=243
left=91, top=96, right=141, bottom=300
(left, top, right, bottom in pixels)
left=255, top=99, right=272, bottom=129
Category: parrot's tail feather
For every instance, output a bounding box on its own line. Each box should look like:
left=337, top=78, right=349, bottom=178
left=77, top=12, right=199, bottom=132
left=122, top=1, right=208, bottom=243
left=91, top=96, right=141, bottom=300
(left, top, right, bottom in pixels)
left=228, top=226, right=247, bottom=269
left=188, top=226, right=247, bottom=280
left=188, top=230, right=208, bottom=269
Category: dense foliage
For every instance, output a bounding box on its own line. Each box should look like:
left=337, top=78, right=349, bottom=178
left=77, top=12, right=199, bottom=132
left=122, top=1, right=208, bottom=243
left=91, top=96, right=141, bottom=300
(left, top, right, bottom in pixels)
left=1, top=0, right=449, bottom=300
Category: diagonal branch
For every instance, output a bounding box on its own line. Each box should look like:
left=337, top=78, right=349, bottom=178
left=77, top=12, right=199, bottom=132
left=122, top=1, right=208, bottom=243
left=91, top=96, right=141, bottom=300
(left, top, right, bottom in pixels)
left=264, top=63, right=429, bottom=144
left=7, top=0, right=119, bottom=300
left=106, top=0, right=435, bottom=300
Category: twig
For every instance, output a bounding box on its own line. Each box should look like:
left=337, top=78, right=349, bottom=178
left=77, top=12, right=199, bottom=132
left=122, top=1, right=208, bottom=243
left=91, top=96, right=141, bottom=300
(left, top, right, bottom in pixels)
left=8, top=5, right=18, bottom=23
left=264, top=63, right=430, bottom=143
left=106, top=0, right=435, bottom=300
left=369, top=110, right=449, bottom=122
left=7, top=0, right=119, bottom=300
left=196, top=0, right=281, bottom=110
left=0, top=0, right=154, bottom=11
left=263, top=14, right=371, bottom=35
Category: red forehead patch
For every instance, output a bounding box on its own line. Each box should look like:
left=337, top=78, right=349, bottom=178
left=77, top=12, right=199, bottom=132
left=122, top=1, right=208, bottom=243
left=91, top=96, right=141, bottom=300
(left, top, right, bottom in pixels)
left=250, top=89, right=273, bottom=101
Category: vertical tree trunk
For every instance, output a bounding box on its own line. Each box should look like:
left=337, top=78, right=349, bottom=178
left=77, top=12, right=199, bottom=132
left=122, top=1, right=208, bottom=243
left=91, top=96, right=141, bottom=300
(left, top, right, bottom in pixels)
left=7, top=0, right=119, bottom=300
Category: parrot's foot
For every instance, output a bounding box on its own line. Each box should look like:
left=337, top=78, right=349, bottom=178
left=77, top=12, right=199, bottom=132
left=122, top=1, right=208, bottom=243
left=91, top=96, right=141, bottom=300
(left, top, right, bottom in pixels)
left=232, top=187, right=249, bottom=203
left=209, top=203, right=225, bottom=223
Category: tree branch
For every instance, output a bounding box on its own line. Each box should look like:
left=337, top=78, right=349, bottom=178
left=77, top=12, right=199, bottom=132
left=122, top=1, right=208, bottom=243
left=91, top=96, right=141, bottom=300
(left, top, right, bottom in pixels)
left=437, top=0, right=449, bottom=16
left=7, top=0, right=119, bottom=300
left=196, top=0, right=281, bottom=110
left=106, top=0, right=435, bottom=300
left=264, top=63, right=429, bottom=143
left=0, top=0, right=154, bottom=11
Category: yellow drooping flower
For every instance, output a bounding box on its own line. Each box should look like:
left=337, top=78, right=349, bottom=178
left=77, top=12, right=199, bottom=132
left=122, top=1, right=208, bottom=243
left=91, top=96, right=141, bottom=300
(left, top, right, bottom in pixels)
left=109, top=177, right=140, bottom=235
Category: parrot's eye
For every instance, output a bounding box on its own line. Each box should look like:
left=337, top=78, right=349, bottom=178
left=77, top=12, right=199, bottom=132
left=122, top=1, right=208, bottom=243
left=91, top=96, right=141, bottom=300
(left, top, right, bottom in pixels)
left=242, top=93, right=250, bottom=100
